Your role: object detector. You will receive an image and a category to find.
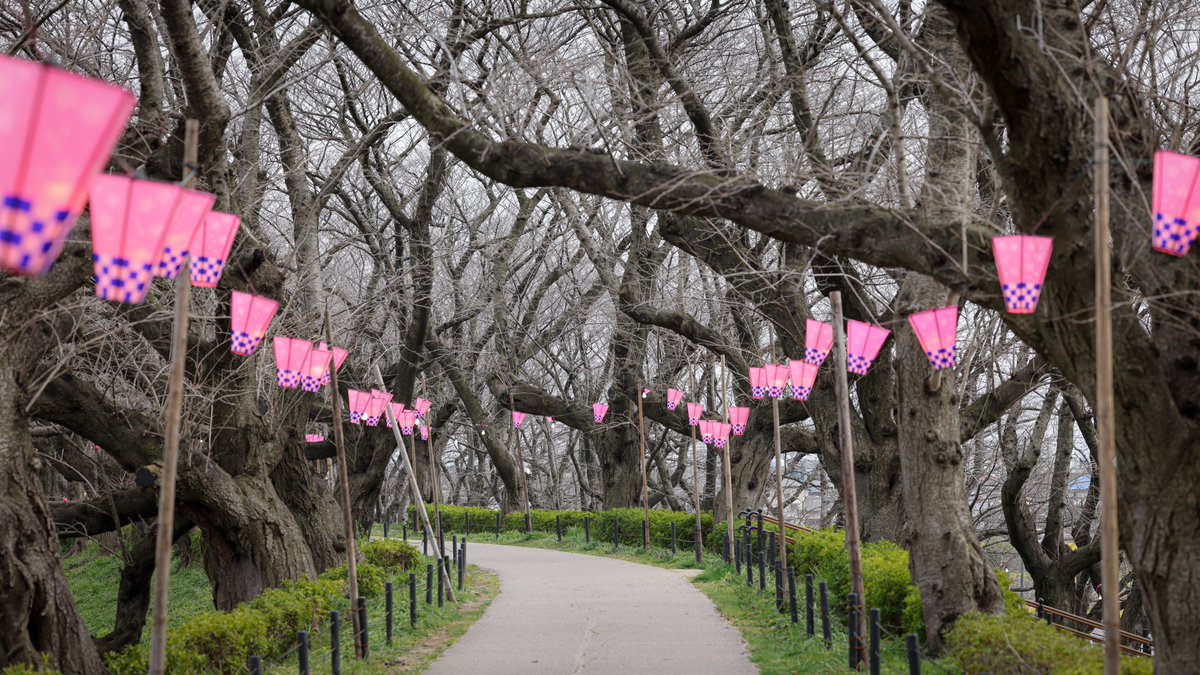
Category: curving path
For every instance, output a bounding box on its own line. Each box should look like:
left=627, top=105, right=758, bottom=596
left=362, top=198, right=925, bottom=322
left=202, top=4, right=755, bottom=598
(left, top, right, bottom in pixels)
left=425, top=542, right=757, bottom=674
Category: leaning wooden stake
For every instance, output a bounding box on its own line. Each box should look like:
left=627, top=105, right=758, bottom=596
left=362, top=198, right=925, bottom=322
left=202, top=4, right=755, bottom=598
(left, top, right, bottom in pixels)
left=637, top=380, right=651, bottom=551
left=1093, top=96, right=1121, bottom=675
left=720, top=355, right=735, bottom=560
left=423, top=377, right=444, bottom=558
left=325, top=307, right=363, bottom=657
left=148, top=120, right=199, bottom=675
left=831, top=292, right=866, bottom=666
left=374, top=365, right=457, bottom=602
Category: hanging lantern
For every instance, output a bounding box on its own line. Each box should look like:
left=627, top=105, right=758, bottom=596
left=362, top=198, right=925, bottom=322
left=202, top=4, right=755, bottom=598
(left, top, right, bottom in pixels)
left=713, top=423, right=732, bottom=449
left=365, top=390, right=392, bottom=426
left=699, top=419, right=715, bottom=445
left=845, top=321, right=891, bottom=376
left=804, top=320, right=834, bottom=366
left=765, top=363, right=788, bottom=399
left=907, top=306, right=959, bottom=370
left=299, top=346, right=333, bottom=392
left=413, top=397, right=432, bottom=420
left=229, top=291, right=278, bottom=357
left=992, top=235, right=1053, bottom=314
left=385, top=401, right=406, bottom=428
left=305, top=434, right=325, bottom=443
left=787, top=360, right=819, bottom=402
left=397, top=410, right=416, bottom=436
left=272, top=337, right=311, bottom=390
left=317, top=342, right=348, bottom=387
left=0, top=56, right=136, bottom=276
left=666, top=388, right=684, bottom=411
left=593, top=403, right=608, bottom=424
left=87, top=175, right=184, bottom=304
left=546, top=416, right=554, bottom=426
left=686, top=402, right=704, bottom=427
left=420, top=424, right=429, bottom=441
left=642, top=388, right=650, bottom=398
left=347, top=389, right=371, bottom=425
left=189, top=210, right=240, bottom=288
left=729, top=407, right=750, bottom=436
left=1152, top=150, right=1200, bottom=256
left=749, top=367, right=767, bottom=400
left=156, top=188, right=215, bottom=279
left=513, top=411, right=526, bottom=429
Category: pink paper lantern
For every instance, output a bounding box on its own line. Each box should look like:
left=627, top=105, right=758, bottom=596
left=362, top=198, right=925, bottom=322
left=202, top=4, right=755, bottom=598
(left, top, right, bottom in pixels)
left=749, top=367, right=767, bottom=400
left=788, top=360, right=819, bottom=402
left=300, top=346, right=333, bottom=392
left=666, top=388, right=684, bottom=411
left=729, top=407, right=750, bottom=436
left=414, top=397, right=432, bottom=420
left=0, top=56, right=136, bottom=276
left=272, top=337, right=312, bottom=390
left=189, top=210, right=240, bottom=287
left=366, top=389, right=393, bottom=426
left=546, top=416, right=555, bottom=426
left=385, top=401, right=406, bottom=428
left=713, top=423, right=732, bottom=449
left=156, top=188, right=215, bottom=279
left=845, top=321, right=890, bottom=376
left=317, top=342, right=348, bottom=386
left=804, top=320, right=834, bottom=366
left=699, top=419, right=715, bottom=445
left=907, top=306, right=959, bottom=371
left=305, top=433, right=325, bottom=443
left=229, top=291, right=277, bottom=357
left=347, top=389, right=371, bottom=425
left=765, top=363, right=788, bottom=399
left=513, top=411, right=526, bottom=429
left=686, top=402, right=704, bottom=427
left=420, top=424, right=429, bottom=441
left=593, top=403, right=608, bottom=424
left=1152, top=150, right=1200, bottom=256
left=88, top=175, right=184, bottom=303
left=394, top=409, right=416, bottom=435
left=992, top=235, right=1053, bottom=314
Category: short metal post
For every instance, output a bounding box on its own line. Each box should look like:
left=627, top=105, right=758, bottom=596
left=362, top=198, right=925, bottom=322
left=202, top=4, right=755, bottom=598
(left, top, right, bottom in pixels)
left=452, top=535, right=459, bottom=569
left=848, top=593, right=859, bottom=671
left=775, top=562, right=784, bottom=612
left=403, top=524, right=408, bottom=542
left=584, top=516, right=590, bottom=543
left=249, top=655, right=261, bottom=675
left=524, top=511, right=531, bottom=534
left=820, top=582, right=831, bottom=647
left=788, top=567, right=798, bottom=624
left=330, top=611, right=341, bottom=675
left=671, top=522, right=677, bottom=555
left=409, top=573, right=418, bottom=627
left=425, top=564, right=433, bottom=605
left=385, top=583, right=394, bottom=645
left=298, top=630, right=310, bottom=675
left=806, top=574, right=814, bottom=636
left=458, top=547, right=465, bottom=590
left=465, top=511, right=470, bottom=536
left=869, top=608, right=881, bottom=675
left=735, top=537, right=742, bottom=575
left=437, top=558, right=444, bottom=608
left=768, top=531, right=776, bottom=570
left=383, top=513, right=389, bottom=539
left=358, top=597, right=369, bottom=659
left=745, top=528, right=753, bottom=587
left=422, top=527, right=427, bottom=556
left=556, top=515, right=562, bottom=542
left=906, top=634, right=920, bottom=674
left=496, top=511, right=501, bottom=539
left=614, top=518, right=619, bottom=548
left=758, top=540, right=766, bottom=591
left=756, top=510, right=764, bottom=552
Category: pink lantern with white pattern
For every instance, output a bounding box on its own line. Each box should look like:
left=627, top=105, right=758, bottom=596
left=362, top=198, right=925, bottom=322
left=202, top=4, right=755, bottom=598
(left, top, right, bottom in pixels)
left=317, top=342, right=347, bottom=387
left=347, top=389, right=371, bottom=425
left=686, top=402, right=704, bottom=427
left=1152, top=150, right=1200, bottom=256
left=300, top=346, right=332, bottom=392
left=88, top=175, right=183, bottom=303
left=385, top=401, right=406, bottom=428
left=804, top=320, right=834, bottom=366
left=749, top=367, right=767, bottom=400
left=229, top=291, right=277, bottom=357
left=666, top=388, right=684, bottom=411
left=593, top=403, right=608, bottom=424
left=413, top=397, right=432, bottom=420
left=420, top=424, right=429, bottom=441
left=0, top=56, right=136, bottom=276
left=765, top=364, right=788, bottom=399
left=699, top=419, right=715, bottom=445
left=397, top=410, right=416, bottom=436
left=156, top=188, right=215, bottom=279
left=788, top=360, right=819, bottom=402
left=713, top=423, right=731, bottom=449
left=305, top=434, right=325, bottom=443
left=845, top=321, right=890, bottom=376
left=366, top=390, right=392, bottom=426
left=272, top=337, right=311, bottom=389
left=513, top=411, right=526, bottom=429
left=189, top=210, right=240, bottom=288
left=908, top=306, right=959, bottom=370
left=729, top=407, right=750, bottom=436
left=992, top=235, right=1053, bottom=314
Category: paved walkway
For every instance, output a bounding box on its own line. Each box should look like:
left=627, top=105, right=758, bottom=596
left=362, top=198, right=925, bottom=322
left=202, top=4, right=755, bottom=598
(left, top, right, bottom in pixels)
left=425, top=542, right=757, bottom=674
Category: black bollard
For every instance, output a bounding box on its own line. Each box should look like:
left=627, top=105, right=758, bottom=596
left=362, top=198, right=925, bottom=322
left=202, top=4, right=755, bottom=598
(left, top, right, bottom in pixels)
left=906, top=634, right=921, bottom=674
left=452, top=535, right=458, bottom=569
left=614, top=518, right=619, bottom=548
left=385, top=583, right=394, bottom=646
left=758, top=541, right=766, bottom=591
left=330, top=611, right=341, bottom=675
left=438, top=518, right=445, bottom=559
left=805, top=574, right=814, bottom=636
left=422, top=527, right=427, bottom=556
left=249, top=655, right=261, bottom=675
left=358, top=597, right=369, bottom=659
left=458, top=542, right=465, bottom=591
left=383, top=513, right=389, bottom=539
left=298, top=630, right=310, bottom=674
left=775, top=562, right=784, bottom=612
left=869, top=608, right=881, bottom=675
left=848, top=593, right=859, bottom=671
left=408, top=573, right=417, bottom=627
left=745, top=528, right=753, bottom=587
left=465, top=512, right=470, bottom=536
left=820, top=582, right=831, bottom=647
left=735, top=537, right=742, bottom=575
left=496, top=511, right=501, bottom=539
left=437, top=558, right=444, bottom=608
left=768, top=531, right=776, bottom=570
left=756, top=510, right=764, bottom=552
left=584, top=516, right=591, bottom=543
left=403, top=524, right=408, bottom=543
left=524, top=511, right=531, bottom=534
left=425, top=564, right=433, bottom=605
left=556, top=515, right=562, bottom=542
left=788, top=567, right=798, bottom=624
left=671, top=522, right=677, bottom=555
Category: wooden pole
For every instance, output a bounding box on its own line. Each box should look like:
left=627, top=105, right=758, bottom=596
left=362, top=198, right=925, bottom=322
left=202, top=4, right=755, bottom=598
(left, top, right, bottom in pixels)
left=767, top=323, right=787, bottom=576
left=423, top=377, right=444, bottom=559
left=374, top=366, right=457, bottom=602
left=1093, top=96, right=1121, bottom=675
left=689, top=367, right=703, bottom=563
left=508, top=388, right=531, bottom=532
left=720, top=355, right=735, bottom=559
left=831, top=291, right=866, bottom=665
left=637, top=380, right=650, bottom=551
left=325, top=307, right=362, bottom=656
left=148, top=119, right=199, bottom=675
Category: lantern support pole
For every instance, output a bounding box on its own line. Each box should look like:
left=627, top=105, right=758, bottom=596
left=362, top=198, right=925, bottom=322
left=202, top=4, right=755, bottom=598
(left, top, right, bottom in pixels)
left=374, top=366, right=457, bottom=602
left=831, top=291, right=866, bottom=665
left=767, top=326, right=787, bottom=577
left=423, top=377, right=445, bottom=562
left=636, top=379, right=650, bottom=552
left=148, top=120, right=199, bottom=675
left=688, top=367, right=703, bottom=563
left=1093, top=96, right=1121, bottom=675
left=508, top=386, right=531, bottom=533
left=720, top=355, right=735, bottom=561
left=325, top=307, right=362, bottom=657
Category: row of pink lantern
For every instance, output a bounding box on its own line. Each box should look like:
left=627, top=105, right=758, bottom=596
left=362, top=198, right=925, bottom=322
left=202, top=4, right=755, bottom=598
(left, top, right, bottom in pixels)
left=345, top=390, right=432, bottom=438
left=271, top=338, right=348, bottom=392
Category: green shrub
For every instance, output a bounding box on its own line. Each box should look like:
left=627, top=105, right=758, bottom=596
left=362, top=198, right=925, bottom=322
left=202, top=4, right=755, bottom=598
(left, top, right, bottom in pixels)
left=362, top=539, right=420, bottom=570
left=946, top=611, right=1153, bottom=674
left=319, top=562, right=385, bottom=598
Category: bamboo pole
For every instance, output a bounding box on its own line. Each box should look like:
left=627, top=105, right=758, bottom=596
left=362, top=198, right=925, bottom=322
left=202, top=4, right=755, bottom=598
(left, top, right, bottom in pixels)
left=148, top=119, right=199, bottom=675
left=637, top=380, right=650, bottom=551
left=720, top=355, right=735, bottom=560
left=325, top=307, right=363, bottom=656
left=423, top=377, right=444, bottom=559
left=508, top=388, right=531, bottom=532
left=767, top=328, right=787, bottom=575
left=374, top=365, right=456, bottom=602
left=1093, top=96, right=1121, bottom=675
left=831, top=291, right=866, bottom=665
left=689, top=367, right=703, bottom=563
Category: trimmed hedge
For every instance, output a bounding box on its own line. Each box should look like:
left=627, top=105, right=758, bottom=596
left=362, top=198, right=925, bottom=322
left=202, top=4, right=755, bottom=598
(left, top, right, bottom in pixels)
left=319, top=562, right=386, bottom=598
left=408, top=505, right=717, bottom=551
left=362, top=539, right=420, bottom=570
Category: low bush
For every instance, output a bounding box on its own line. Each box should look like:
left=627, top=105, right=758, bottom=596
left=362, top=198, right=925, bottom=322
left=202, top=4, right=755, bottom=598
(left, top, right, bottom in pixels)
left=319, top=562, right=385, bottom=598
left=362, top=539, right=420, bottom=570
left=946, top=611, right=1153, bottom=674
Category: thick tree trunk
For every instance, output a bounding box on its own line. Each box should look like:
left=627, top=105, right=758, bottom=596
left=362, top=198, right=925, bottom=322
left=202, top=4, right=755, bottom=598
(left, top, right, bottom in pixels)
left=595, top=411, right=643, bottom=508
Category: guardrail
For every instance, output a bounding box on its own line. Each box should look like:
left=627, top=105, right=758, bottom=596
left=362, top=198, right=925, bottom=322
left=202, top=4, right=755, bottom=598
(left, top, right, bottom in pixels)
left=1026, top=599, right=1153, bottom=657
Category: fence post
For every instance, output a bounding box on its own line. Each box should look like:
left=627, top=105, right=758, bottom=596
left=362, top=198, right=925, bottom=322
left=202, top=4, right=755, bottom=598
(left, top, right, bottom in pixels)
left=775, top=562, right=784, bottom=612
left=906, top=634, right=920, bottom=674
left=735, top=535, right=742, bottom=575
left=525, top=510, right=532, bottom=534
left=403, top=523, right=408, bottom=543
left=745, top=528, right=753, bottom=587
left=768, top=531, right=776, bottom=570
left=848, top=593, right=859, bottom=671
left=756, top=510, right=764, bottom=553
left=820, top=582, right=831, bottom=648
left=298, top=630, right=310, bottom=675
left=805, top=574, right=814, bottom=636
left=758, top=539, right=766, bottom=591
left=788, top=567, right=798, bottom=624
left=409, top=572, right=418, bottom=627
left=869, top=608, right=881, bottom=675
left=425, top=564, right=433, bottom=605
left=496, top=511, right=502, bottom=539
left=584, top=516, right=590, bottom=543
left=671, top=522, right=677, bottom=555
left=465, top=511, right=470, bottom=536
left=248, top=655, right=261, bottom=675
left=385, top=582, right=394, bottom=646
left=422, top=526, right=427, bottom=556
left=358, top=597, right=369, bottom=659
left=452, top=535, right=458, bottom=569
left=614, top=518, right=619, bottom=548
left=330, top=611, right=341, bottom=675
left=556, top=515, right=562, bottom=542
left=458, top=541, right=465, bottom=591
left=437, top=558, right=445, bottom=608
